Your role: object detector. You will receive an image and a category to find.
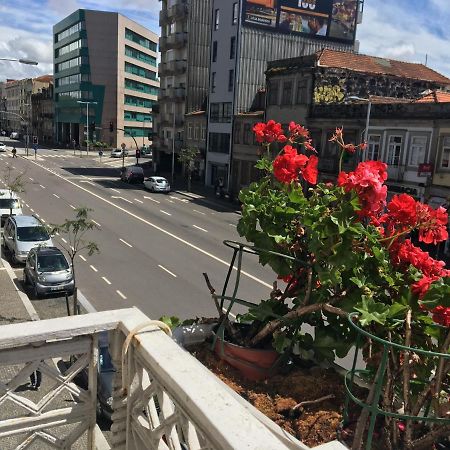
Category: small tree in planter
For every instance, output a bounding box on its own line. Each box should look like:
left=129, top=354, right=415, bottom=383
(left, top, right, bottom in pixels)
left=2, top=165, right=26, bottom=216
left=208, top=120, right=449, bottom=449
left=51, top=207, right=99, bottom=315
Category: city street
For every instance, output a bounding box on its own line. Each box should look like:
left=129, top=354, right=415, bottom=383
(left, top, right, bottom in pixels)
left=0, top=139, right=275, bottom=321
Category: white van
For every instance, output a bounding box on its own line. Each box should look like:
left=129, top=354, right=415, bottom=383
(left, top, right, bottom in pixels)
left=0, top=189, right=22, bottom=225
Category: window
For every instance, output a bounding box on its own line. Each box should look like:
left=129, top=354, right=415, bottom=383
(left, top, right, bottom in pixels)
left=188, top=124, right=193, bottom=139
left=125, top=62, right=157, bottom=80
left=441, top=137, right=450, bottom=168
left=228, top=69, right=234, bottom=92
left=268, top=81, right=279, bottom=105
left=367, top=135, right=381, bottom=160
left=208, top=132, right=230, bottom=154
left=125, top=28, right=157, bottom=51
left=230, top=37, right=236, bottom=59
left=125, top=46, right=157, bottom=66
left=409, top=136, right=427, bottom=166
left=124, top=95, right=154, bottom=108
left=214, top=9, right=220, bottom=30
left=296, top=81, right=307, bottom=104
left=201, top=126, right=206, bottom=140
left=124, top=110, right=153, bottom=122
left=56, top=56, right=88, bottom=72
left=194, top=126, right=199, bottom=140
left=124, top=78, right=159, bottom=95
left=387, top=136, right=403, bottom=166
left=232, top=2, right=238, bottom=25
left=55, top=39, right=86, bottom=57
left=210, top=103, right=232, bottom=123
left=56, top=21, right=84, bottom=42
left=124, top=126, right=153, bottom=138
left=56, top=73, right=90, bottom=87
left=212, top=41, right=218, bottom=62
left=211, top=72, right=216, bottom=93
left=282, top=81, right=293, bottom=105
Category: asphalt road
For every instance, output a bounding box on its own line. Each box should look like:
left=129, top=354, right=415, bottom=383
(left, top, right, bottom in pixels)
left=0, top=138, right=275, bottom=321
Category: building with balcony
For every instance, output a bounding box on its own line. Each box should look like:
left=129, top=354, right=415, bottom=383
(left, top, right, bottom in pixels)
left=3, top=76, right=52, bottom=139
left=205, top=0, right=364, bottom=190
left=31, top=82, right=55, bottom=145
left=53, top=9, right=159, bottom=149
left=155, top=0, right=212, bottom=173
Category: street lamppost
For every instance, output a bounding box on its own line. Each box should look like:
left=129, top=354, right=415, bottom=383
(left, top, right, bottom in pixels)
left=0, top=58, right=38, bottom=65
left=346, top=95, right=372, bottom=161
left=172, top=103, right=176, bottom=186
left=77, top=100, right=97, bottom=156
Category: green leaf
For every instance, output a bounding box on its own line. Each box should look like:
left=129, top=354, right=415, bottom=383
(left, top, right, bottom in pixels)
left=387, top=303, right=409, bottom=319
left=355, top=296, right=389, bottom=326
left=159, top=316, right=182, bottom=329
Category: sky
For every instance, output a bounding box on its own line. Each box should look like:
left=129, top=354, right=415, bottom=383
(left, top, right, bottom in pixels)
left=1, top=0, right=450, bottom=81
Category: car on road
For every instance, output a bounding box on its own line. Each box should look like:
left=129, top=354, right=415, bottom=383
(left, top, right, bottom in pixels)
left=2, top=215, right=53, bottom=264
left=121, top=166, right=144, bottom=184
left=0, top=189, right=22, bottom=225
left=0, top=142, right=6, bottom=152
left=144, top=176, right=171, bottom=193
left=10, top=132, right=19, bottom=139
left=23, top=246, right=74, bottom=298
left=110, top=148, right=128, bottom=158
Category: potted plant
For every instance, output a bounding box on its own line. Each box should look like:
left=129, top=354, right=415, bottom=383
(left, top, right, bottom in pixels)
left=203, top=120, right=449, bottom=449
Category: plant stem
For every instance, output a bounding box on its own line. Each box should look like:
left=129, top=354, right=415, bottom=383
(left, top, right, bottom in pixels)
left=434, top=329, right=450, bottom=405
left=410, top=424, right=450, bottom=450
left=403, top=309, right=413, bottom=447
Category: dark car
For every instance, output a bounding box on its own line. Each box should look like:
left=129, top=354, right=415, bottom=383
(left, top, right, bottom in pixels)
left=120, top=166, right=144, bottom=184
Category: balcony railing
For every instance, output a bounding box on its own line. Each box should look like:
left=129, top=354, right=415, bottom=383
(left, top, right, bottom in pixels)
left=2, top=308, right=337, bottom=449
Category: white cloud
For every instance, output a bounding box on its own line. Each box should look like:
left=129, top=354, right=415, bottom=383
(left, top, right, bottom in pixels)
left=47, top=0, right=80, bottom=16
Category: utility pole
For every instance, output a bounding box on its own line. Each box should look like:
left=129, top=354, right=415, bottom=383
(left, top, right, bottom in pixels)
left=172, top=103, right=176, bottom=186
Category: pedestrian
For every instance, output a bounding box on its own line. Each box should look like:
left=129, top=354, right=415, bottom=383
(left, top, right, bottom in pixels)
left=12, top=146, right=17, bottom=158
left=30, top=368, right=42, bottom=390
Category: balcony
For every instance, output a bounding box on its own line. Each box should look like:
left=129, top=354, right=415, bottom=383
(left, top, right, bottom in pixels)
left=0, top=308, right=323, bottom=450
left=162, top=33, right=188, bottom=50
left=166, top=87, right=186, bottom=101
left=168, top=3, right=188, bottom=20
left=159, top=9, right=168, bottom=24
left=161, top=60, right=187, bottom=76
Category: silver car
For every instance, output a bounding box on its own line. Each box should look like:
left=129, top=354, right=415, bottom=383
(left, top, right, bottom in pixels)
left=0, top=142, right=6, bottom=152
left=144, top=176, right=171, bottom=193
left=110, top=148, right=129, bottom=158
left=23, top=246, right=74, bottom=298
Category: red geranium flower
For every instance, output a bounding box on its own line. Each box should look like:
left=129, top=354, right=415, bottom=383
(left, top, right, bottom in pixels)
left=288, top=121, right=310, bottom=139
left=416, top=204, right=448, bottom=245
left=301, top=154, right=318, bottom=185
left=253, top=120, right=287, bottom=145
left=431, top=305, right=450, bottom=327
left=273, top=145, right=308, bottom=184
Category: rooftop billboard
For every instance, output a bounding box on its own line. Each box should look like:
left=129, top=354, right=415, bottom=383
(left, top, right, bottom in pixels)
left=242, top=0, right=359, bottom=44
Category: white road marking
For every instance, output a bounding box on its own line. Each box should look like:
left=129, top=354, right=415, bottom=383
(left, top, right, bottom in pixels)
left=53, top=193, right=60, bottom=198
left=25, top=158, right=272, bottom=289
left=69, top=204, right=76, bottom=209
left=39, top=184, right=46, bottom=189
left=30, top=208, right=34, bottom=212
left=160, top=210, right=171, bottom=216
left=102, top=276, right=112, bottom=285
left=79, top=255, right=87, bottom=261
left=61, top=238, right=67, bottom=243
left=29, top=177, right=34, bottom=181
left=134, top=198, right=143, bottom=203
left=193, top=209, right=206, bottom=215
left=158, top=265, right=177, bottom=278
left=193, top=225, right=208, bottom=233
left=92, top=220, right=101, bottom=227
left=229, top=223, right=237, bottom=227
left=111, top=196, right=133, bottom=204
left=41, top=219, right=46, bottom=223
left=111, top=188, right=121, bottom=193
left=167, top=199, right=174, bottom=203
left=11, top=165, right=16, bottom=169
left=80, top=180, right=95, bottom=186
left=90, top=265, right=98, bottom=272
left=34, top=213, right=40, bottom=218
left=144, top=196, right=160, bottom=204
left=119, top=238, right=133, bottom=248
left=116, top=290, right=127, bottom=300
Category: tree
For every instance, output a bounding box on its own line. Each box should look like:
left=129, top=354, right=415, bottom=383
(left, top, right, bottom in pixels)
left=51, top=207, right=99, bottom=315
left=1, top=165, right=26, bottom=216
left=178, top=146, right=200, bottom=192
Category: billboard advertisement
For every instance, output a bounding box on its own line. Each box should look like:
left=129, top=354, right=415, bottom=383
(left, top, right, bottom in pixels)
left=242, top=0, right=359, bottom=43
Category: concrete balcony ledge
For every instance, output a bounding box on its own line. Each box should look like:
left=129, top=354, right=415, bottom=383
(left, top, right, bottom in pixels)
left=0, top=308, right=346, bottom=449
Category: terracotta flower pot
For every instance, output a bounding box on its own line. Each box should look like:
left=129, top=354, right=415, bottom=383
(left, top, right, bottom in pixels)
left=213, top=333, right=279, bottom=381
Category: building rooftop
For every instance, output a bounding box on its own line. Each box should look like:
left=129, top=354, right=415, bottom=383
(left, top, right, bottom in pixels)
left=415, top=90, right=450, bottom=103
left=267, top=49, right=450, bottom=85
left=34, top=75, right=53, bottom=83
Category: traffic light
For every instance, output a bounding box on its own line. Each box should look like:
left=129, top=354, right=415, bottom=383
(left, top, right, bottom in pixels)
left=109, top=121, right=114, bottom=132
left=89, top=122, right=96, bottom=133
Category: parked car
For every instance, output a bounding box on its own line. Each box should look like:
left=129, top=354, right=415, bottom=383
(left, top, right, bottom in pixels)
left=72, top=331, right=115, bottom=421
left=144, top=176, right=171, bottom=193
left=2, top=215, right=53, bottom=264
left=23, top=246, right=74, bottom=298
left=0, top=142, right=6, bottom=152
left=0, top=189, right=22, bottom=225
left=110, top=148, right=128, bottom=158
left=9, top=132, right=19, bottom=139
left=121, top=166, right=144, bottom=184
left=140, top=146, right=153, bottom=158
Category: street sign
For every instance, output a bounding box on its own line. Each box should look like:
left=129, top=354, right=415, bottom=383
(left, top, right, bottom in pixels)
left=418, top=163, right=433, bottom=177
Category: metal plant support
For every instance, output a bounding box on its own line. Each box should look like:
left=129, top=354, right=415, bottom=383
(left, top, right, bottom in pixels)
left=343, top=312, right=450, bottom=450
left=206, top=240, right=302, bottom=372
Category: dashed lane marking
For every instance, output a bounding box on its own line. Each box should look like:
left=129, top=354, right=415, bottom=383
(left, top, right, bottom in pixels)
left=193, top=209, right=206, bottom=216
left=79, top=255, right=87, bottom=261
left=144, top=196, right=160, bottom=204
left=116, top=290, right=127, bottom=300
left=193, top=225, right=208, bottom=233
left=158, top=265, right=177, bottom=278
left=53, top=193, right=60, bottom=198
left=134, top=198, right=143, bottom=204
left=160, top=210, right=171, bottom=216
left=102, top=276, right=112, bottom=285
left=119, top=238, right=133, bottom=248
left=90, top=265, right=98, bottom=272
